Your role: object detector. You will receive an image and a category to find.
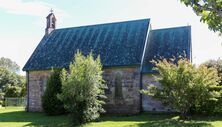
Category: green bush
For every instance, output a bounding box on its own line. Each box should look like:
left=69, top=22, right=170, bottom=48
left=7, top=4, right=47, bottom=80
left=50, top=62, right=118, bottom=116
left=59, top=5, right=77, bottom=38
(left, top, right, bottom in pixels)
left=189, top=86, right=222, bottom=115
left=190, top=59, right=222, bottom=114
left=59, top=51, right=106, bottom=125
left=141, top=58, right=220, bottom=118
left=203, top=59, right=222, bottom=85
left=42, top=70, right=65, bottom=115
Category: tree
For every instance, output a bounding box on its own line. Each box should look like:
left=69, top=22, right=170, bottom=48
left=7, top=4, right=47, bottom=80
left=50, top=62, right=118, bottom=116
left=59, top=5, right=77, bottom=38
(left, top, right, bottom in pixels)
left=17, top=75, right=26, bottom=97
left=0, top=67, right=15, bottom=89
left=0, top=57, right=20, bottom=73
left=180, top=0, right=222, bottom=34
left=0, top=91, right=4, bottom=106
left=0, top=58, right=25, bottom=106
left=59, top=51, right=106, bottom=125
left=42, top=70, right=65, bottom=115
left=2, top=72, right=26, bottom=98
left=4, top=85, right=22, bottom=97
left=196, top=59, right=222, bottom=114
left=141, top=58, right=220, bottom=118
left=0, top=67, right=26, bottom=97
left=203, top=59, right=222, bottom=85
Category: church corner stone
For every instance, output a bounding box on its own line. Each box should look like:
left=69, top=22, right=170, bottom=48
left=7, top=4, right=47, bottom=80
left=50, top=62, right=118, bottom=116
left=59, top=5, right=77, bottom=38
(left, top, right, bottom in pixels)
left=27, top=70, right=51, bottom=112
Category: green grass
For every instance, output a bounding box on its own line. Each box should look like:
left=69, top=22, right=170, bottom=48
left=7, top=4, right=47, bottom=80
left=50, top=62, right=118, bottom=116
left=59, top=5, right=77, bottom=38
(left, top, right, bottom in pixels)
left=0, top=107, right=69, bottom=127
left=0, top=107, right=222, bottom=127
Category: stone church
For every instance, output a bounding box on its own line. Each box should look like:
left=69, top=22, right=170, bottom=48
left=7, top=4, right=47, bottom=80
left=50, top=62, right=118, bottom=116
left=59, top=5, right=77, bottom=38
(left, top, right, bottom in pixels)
left=23, top=12, right=192, bottom=114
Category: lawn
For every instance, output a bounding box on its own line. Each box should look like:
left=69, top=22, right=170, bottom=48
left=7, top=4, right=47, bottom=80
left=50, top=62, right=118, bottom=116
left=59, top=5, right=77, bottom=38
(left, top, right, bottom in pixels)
left=0, top=107, right=222, bottom=127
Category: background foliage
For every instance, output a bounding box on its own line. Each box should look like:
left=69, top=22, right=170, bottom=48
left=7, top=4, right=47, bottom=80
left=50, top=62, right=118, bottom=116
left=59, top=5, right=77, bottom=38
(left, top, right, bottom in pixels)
left=0, top=57, right=20, bottom=73
left=0, top=58, right=25, bottom=106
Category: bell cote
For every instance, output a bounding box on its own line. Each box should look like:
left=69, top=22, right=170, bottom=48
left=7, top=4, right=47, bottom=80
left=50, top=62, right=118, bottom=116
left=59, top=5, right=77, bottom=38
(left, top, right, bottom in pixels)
left=45, top=9, right=56, bottom=35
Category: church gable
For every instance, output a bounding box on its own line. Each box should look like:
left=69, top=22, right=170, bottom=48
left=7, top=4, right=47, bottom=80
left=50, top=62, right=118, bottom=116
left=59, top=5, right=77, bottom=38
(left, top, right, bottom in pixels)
left=23, top=19, right=150, bottom=71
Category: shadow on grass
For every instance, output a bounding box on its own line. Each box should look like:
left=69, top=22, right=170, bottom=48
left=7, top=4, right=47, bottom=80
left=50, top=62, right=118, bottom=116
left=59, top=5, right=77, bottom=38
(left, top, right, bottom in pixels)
left=98, top=113, right=216, bottom=127
left=134, top=119, right=213, bottom=127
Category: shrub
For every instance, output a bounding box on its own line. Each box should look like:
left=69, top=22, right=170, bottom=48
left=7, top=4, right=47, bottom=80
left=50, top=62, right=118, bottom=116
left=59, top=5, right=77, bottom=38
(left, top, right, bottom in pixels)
left=141, top=58, right=220, bottom=118
left=42, top=70, right=65, bottom=115
left=59, top=51, right=106, bottom=125
left=190, top=59, right=222, bottom=114
left=203, top=59, right=222, bottom=85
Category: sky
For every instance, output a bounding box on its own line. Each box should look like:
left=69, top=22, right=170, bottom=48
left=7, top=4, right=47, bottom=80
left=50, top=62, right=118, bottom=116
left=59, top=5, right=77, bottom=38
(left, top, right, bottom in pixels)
left=0, top=0, right=221, bottom=74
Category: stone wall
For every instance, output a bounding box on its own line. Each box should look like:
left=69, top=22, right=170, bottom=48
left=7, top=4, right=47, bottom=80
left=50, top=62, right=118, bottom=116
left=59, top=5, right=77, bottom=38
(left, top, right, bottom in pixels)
left=27, top=67, right=141, bottom=114
left=103, top=67, right=141, bottom=114
left=27, top=69, right=173, bottom=113
left=27, top=70, right=51, bottom=112
left=142, top=74, right=172, bottom=112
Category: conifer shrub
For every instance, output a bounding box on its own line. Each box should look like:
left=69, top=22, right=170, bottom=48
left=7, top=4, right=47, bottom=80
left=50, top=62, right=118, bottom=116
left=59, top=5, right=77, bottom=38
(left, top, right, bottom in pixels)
left=42, top=70, right=65, bottom=115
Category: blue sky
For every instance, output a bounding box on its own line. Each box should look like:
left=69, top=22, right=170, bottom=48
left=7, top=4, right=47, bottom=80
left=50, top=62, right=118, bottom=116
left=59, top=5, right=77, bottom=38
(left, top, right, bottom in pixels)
left=0, top=0, right=221, bottom=74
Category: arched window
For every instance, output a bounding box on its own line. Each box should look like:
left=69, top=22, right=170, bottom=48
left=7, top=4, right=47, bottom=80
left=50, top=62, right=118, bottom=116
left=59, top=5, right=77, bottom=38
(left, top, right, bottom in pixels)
left=40, top=76, right=48, bottom=96
left=114, top=73, right=123, bottom=99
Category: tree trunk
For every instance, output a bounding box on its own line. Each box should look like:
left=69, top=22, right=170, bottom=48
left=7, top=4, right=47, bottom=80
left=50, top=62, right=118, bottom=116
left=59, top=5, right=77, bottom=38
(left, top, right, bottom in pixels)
left=180, top=110, right=189, bottom=120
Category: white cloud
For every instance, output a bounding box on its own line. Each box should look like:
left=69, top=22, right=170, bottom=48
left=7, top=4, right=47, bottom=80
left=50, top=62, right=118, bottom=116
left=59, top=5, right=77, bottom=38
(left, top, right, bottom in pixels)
left=0, top=0, right=69, bottom=18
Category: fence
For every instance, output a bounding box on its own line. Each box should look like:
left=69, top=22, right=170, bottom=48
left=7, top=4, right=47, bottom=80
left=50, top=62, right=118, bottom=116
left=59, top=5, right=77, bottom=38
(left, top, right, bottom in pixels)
left=4, top=97, right=26, bottom=107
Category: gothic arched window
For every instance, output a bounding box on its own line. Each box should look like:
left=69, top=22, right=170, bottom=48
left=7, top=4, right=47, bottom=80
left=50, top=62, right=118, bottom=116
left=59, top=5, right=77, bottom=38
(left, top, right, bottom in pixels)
left=40, top=76, right=48, bottom=96
left=114, top=73, right=123, bottom=99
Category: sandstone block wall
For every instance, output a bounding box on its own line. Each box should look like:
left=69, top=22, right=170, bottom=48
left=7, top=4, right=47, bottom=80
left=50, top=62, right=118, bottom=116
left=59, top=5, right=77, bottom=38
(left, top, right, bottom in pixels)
left=27, top=68, right=171, bottom=114
left=103, top=67, right=141, bottom=114
left=27, top=70, right=51, bottom=112
left=142, top=74, right=172, bottom=112
left=27, top=67, right=141, bottom=114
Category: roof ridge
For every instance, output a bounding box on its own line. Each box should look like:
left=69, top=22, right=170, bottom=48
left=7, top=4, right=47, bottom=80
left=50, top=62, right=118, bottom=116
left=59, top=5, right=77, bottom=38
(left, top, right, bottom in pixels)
left=55, top=18, right=150, bottom=31
left=152, top=25, right=191, bottom=31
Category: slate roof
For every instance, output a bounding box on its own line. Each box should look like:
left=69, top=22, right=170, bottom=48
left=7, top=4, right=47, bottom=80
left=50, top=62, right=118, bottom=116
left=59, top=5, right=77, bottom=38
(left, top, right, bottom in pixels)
left=141, top=26, right=192, bottom=73
left=23, top=19, right=150, bottom=71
